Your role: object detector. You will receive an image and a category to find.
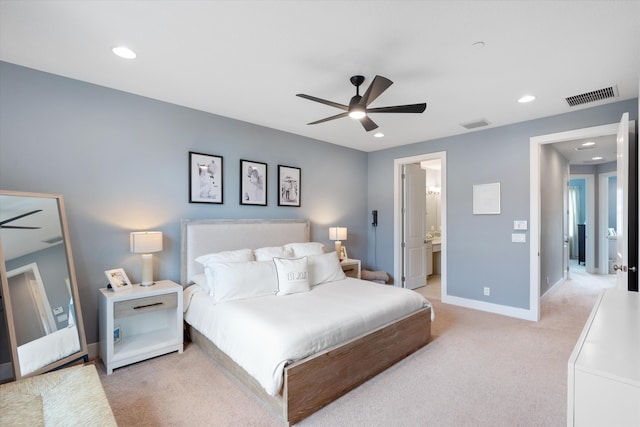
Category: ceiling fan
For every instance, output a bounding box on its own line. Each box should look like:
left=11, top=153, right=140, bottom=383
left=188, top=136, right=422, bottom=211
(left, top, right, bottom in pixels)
left=296, top=75, right=426, bottom=132
left=0, top=209, right=42, bottom=230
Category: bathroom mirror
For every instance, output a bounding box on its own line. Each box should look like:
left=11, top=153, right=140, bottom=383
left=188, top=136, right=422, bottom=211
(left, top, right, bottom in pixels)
left=0, top=190, right=88, bottom=380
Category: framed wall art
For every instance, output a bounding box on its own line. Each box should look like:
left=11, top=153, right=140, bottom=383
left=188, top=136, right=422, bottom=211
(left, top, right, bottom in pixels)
left=189, top=151, right=223, bottom=204
left=473, top=182, right=501, bottom=214
left=240, top=159, right=267, bottom=206
left=278, top=165, right=301, bottom=207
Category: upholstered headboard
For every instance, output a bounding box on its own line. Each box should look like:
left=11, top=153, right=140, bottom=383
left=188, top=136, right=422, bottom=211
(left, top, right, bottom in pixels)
left=180, top=218, right=310, bottom=286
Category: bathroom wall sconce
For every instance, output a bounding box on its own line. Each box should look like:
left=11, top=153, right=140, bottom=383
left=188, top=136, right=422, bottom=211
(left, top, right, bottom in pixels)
left=130, top=231, right=163, bottom=286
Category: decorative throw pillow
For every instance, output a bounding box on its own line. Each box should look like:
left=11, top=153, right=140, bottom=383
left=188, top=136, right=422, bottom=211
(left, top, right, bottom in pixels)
left=284, top=242, right=325, bottom=257
left=209, top=261, right=277, bottom=303
left=273, top=257, right=310, bottom=296
left=307, top=251, right=346, bottom=286
left=254, top=245, right=294, bottom=261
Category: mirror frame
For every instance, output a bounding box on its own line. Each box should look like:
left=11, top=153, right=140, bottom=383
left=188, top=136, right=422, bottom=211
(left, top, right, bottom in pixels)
left=0, top=190, right=88, bottom=380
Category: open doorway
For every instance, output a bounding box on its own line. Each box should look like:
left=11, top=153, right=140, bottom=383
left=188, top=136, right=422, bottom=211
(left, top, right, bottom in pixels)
left=530, top=117, right=634, bottom=320
left=393, top=151, right=447, bottom=299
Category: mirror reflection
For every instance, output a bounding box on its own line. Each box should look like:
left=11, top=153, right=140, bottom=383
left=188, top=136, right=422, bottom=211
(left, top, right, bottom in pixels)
left=0, top=191, right=87, bottom=379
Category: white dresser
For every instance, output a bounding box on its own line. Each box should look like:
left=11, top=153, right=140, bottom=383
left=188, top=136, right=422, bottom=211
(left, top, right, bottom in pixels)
left=567, top=288, right=640, bottom=426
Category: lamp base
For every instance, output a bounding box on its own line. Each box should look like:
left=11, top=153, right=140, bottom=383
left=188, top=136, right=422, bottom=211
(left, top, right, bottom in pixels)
left=140, top=254, right=155, bottom=286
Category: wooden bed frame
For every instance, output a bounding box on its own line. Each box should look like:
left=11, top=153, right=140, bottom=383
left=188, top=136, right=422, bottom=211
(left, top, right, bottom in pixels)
left=180, top=219, right=431, bottom=425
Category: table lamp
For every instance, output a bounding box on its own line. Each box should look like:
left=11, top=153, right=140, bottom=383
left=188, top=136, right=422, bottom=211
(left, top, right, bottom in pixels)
left=130, top=231, right=163, bottom=286
left=329, top=227, right=347, bottom=260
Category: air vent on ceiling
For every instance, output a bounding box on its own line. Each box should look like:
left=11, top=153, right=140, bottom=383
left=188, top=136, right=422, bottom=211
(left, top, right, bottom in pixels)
left=565, top=85, right=618, bottom=107
left=461, top=119, right=490, bottom=130
left=574, top=145, right=595, bottom=151
left=42, top=236, right=63, bottom=245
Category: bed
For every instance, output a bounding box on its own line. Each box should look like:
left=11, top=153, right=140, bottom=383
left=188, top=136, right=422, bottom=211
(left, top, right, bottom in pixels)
left=180, top=219, right=431, bottom=425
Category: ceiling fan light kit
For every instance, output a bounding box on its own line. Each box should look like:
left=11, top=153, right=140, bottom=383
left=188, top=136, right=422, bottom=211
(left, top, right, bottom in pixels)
left=297, top=75, right=426, bottom=132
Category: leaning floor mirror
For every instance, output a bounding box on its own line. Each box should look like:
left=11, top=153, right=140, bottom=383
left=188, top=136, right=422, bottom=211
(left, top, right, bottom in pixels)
left=0, top=190, right=88, bottom=381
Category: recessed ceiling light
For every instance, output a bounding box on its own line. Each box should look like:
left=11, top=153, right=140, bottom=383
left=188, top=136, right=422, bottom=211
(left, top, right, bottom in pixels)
left=518, top=95, right=536, bottom=103
left=592, top=156, right=603, bottom=161
left=582, top=141, right=596, bottom=146
left=374, top=132, right=384, bottom=138
left=112, top=46, right=136, bottom=59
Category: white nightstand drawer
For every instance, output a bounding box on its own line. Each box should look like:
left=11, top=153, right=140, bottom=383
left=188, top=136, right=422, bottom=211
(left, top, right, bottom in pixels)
left=114, top=292, right=177, bottom=319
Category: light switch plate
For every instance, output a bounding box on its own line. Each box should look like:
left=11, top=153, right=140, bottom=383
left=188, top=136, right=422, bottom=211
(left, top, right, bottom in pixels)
left=512, top=233, right=526, bottom=243
left=514, top=220, right=528, bottom=230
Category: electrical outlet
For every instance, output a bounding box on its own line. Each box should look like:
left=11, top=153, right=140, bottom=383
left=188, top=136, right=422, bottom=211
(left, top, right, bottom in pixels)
left=483, top=287, right=490, bottom=296
left=546, top=277, right=550, bottom=286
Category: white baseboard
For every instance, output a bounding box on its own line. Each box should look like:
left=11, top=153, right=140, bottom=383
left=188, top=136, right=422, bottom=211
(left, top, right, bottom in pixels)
left=88, top=342, right=99, bottom=360
left=542, top=277, right=566, bottom=299
left=442, top=294, right=537, bottom=321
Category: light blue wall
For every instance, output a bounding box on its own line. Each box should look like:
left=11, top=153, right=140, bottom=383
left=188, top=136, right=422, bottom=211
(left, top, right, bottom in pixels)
left=569, top=178, right=586, bottom=225
left=541, top=145, right=567, bottom=295
left=0, top=62, right=368, bottom=346
left=366, top=99, right=637, bottom=311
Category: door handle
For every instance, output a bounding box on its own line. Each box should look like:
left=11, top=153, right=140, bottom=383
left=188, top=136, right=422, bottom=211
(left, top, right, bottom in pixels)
left=613, top=264, right=635, bottom=273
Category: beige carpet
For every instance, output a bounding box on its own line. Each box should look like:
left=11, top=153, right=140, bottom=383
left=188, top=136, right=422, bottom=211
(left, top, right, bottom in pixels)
left=99, top=271, right=614, bottom=426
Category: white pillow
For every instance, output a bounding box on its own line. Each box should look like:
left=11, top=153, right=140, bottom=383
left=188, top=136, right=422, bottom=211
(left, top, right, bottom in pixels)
left=195, top=249, right=254, bottom=295
left=284, top=242, right=325, bottom=257
left=273, top=257, right=310, bottom=296
left=195, top=248, right=254, bottom=265
left=308, top=251, right=346, bottom=286
left=254, top=245, right=294, bottom=261
left=209, top=261, right=277, bottom=303
left=191, top=273, right=209, bottom=290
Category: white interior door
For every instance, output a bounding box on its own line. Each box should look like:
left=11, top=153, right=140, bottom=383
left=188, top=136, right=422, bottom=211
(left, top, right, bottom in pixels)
left=615, top=113, right=629, bottom=289
left=402, top=164, right=426, bottom=289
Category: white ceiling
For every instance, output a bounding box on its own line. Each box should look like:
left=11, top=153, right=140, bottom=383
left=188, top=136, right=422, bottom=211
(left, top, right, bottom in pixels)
left=1, top=1, right=638, bottom=156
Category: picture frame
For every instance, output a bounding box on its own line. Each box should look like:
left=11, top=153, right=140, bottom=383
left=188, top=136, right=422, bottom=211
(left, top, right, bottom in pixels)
left=278, top=165, right=301, bottom=207
left=104, top=268, right=132, bottom=292
left=240, top=159, right=267, bottom=206
left=113, top=325, right=122, bottom=345
left=340, top=246, right=348, bottom=261
left=189, top=151, right=223, bottom=204
left=473, top=182, right=501, bottom=215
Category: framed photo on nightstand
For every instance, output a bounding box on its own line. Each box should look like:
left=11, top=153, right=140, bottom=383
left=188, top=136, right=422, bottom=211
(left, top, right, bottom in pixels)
left=105, top=268, right=132, bottom=292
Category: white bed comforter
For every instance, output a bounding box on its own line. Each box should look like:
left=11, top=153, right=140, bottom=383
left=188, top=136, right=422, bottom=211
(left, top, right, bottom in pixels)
left=184, top=278, right=431, bottom=396
left=17, top=325, right=81, bottom=376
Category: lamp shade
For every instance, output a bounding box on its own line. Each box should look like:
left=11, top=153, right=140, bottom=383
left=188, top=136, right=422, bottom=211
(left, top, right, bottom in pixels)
left=130, top=231, right=163, bottom=253
left=329, top=227, right=347, bottom=241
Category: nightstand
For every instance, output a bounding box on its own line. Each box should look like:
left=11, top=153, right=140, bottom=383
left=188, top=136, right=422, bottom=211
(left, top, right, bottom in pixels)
left=340, top=258, right=361, bottom=279
left=99, top=280, right=183, bottom=374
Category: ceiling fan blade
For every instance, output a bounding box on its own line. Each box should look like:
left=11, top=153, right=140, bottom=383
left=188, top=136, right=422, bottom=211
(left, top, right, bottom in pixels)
left=296, top=94, right=348, bottom=111
left=360, top=75, right=393, bottom=107
left=0, top=225, right=42, bottom=230
left=360, top=116, right=378, bottom=132
left=307, top=112, right=349, bottom=125
left=367, top=103, right=427, bottom=114
left=0, top=209, right=43, bottom=227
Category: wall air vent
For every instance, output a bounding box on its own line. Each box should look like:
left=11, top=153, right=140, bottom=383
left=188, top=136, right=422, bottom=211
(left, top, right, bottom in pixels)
left=565, top=85, right=618, bottom=107
left=461, top=119, right=490, bottom=130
